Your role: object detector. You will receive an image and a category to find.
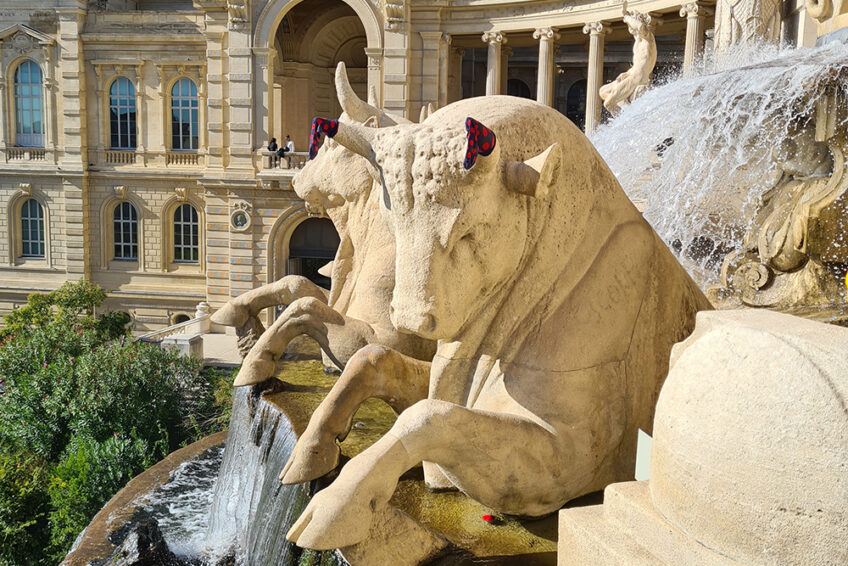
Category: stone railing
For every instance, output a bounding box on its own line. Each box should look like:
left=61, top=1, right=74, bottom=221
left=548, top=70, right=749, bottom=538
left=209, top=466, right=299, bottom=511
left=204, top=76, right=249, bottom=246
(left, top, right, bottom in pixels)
left=93, top=149, right=206, bottom=170
left=260, top=150, right=308, bottom=171
left=3, top=147, right=50, bottom=163
left=135, top=302, right=211, bottom=342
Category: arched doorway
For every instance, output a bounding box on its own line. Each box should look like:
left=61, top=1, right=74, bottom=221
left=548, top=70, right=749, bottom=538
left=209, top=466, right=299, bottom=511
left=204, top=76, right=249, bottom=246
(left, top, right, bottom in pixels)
left=271, top=0, right=369, bottom=152
left=288, top=217, right=340, bottom=289
left=565, top=79, right=587, bottom=131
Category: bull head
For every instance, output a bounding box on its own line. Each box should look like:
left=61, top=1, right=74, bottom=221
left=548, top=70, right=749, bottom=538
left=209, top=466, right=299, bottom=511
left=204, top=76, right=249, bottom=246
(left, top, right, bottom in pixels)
left=309, top=115, right=563, bottom=339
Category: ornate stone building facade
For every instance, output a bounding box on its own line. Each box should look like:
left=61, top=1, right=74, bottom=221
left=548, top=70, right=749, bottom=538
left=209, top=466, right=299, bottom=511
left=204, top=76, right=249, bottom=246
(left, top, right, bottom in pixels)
left=0, top=0, right=824, bottom=330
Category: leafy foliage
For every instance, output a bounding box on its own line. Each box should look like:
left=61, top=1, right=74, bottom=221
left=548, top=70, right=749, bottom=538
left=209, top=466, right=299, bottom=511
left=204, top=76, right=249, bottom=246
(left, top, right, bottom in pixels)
left=0, top=447, right=50, bottom=566
left=0, top=281, right=233, bottom=565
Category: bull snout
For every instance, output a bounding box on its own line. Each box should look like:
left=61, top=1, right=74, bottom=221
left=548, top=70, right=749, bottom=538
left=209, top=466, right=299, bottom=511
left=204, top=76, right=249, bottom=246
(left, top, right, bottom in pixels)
left=390, top=303, right=437, bottom=337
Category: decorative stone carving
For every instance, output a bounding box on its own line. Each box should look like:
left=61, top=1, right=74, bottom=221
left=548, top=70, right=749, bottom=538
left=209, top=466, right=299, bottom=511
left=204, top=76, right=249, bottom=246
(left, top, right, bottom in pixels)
left=720, top=125, right=848, bottom=308
left=714, top=0, right=781, bottom=51
left=227, top=0, right=247, bottom=30
left=561, top=309, right=848, bottom=566
left=480, top=30, right=506, bottom=45
left=229, top=201, right=252, bottom=231
left=283, top=96, right=711, bottom=550
left=383, top=0, right=405, bottom=31
left=174, top=187, right=188, bottom=202
left=19, top=183, right=32, bottom=196
left=113, top=185, right=128, bottom=200
left=598, top=4, right=659, bottom=115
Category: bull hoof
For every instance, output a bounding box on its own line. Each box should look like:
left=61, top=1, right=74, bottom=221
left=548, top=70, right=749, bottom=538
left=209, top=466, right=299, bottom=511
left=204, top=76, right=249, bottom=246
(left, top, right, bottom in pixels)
left=233, top=355, right=276, bottom=387
left=279, top=434, right=340, bottom=484
left=210, top=302, right=249, bottom=328
left=286, top=480, right=373, bottom=550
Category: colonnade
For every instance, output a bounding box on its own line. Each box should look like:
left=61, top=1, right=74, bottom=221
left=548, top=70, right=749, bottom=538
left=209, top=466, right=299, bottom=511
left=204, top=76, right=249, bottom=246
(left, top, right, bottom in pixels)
left=471, top=1, right=711, bottom=133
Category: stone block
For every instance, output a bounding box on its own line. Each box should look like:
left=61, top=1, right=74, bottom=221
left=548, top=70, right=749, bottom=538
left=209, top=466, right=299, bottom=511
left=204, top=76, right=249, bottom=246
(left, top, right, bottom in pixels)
left=161, top=333, right=203, bottom=359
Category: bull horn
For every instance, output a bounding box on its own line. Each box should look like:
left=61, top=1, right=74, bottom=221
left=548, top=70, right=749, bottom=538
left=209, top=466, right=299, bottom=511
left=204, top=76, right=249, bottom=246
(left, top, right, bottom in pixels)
left=368, top=85, right=379, bottom=107
left=504, top=143, right=561, bottom=198
left=329, top=120, right=377, bottom=163
left=419, top=105, right=428, bottom=123
left=335, top=62, right=381, bottom=123
left=427, top=102, right=436, bottom=116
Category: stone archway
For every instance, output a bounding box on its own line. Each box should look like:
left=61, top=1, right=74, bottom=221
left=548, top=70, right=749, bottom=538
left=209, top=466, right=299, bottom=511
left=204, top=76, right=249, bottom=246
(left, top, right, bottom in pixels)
left=287, top=217, right=340, bottom=289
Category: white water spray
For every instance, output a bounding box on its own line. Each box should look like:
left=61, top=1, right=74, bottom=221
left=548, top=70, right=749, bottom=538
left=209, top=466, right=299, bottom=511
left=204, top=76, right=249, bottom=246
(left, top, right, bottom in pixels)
left=592, top=42, right=848, bottom=287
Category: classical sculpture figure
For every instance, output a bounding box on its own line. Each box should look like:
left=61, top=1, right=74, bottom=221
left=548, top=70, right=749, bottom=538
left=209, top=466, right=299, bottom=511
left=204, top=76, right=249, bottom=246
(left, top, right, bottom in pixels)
left=714, top=0, right=781, bottom=51
left=283, top=96, right=712, bottom=550
left=599, top=4, right=658, bottom=115
left=211, top=63, right=436, bottom=384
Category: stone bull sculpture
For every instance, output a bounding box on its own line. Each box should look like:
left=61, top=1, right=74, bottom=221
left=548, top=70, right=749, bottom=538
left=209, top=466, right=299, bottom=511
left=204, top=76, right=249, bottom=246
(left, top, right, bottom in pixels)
left=212, top=63, right=435, bottom=385
left=284, top=97, right=712, bottom=550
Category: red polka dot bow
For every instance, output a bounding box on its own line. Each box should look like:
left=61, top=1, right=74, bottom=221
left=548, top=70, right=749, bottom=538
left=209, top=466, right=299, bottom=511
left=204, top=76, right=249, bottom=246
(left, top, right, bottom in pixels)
left=464, top=117, right=497, bottom=170
left=309, top=117, right=339, bottom=160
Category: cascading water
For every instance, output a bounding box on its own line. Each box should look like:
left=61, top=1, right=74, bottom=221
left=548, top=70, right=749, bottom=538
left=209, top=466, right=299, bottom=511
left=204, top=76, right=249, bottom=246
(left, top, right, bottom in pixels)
left=202, top=386, right=316, bottom=565
left=591, top=41, right=848, bottom=288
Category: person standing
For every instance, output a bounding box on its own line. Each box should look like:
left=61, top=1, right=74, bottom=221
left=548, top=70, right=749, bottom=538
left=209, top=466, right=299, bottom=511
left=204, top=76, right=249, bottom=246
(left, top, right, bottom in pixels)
left=284, top=135, right=295, bottom=167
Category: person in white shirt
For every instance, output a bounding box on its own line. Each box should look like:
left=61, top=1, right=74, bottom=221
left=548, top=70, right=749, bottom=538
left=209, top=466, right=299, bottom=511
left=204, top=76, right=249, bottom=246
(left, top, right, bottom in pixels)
left=285, top=135, right=295, bottom=153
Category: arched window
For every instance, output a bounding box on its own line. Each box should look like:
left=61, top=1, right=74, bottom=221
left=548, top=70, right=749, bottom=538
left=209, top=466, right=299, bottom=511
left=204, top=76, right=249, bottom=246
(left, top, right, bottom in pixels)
left=20, top=199, right=45, bottom=258
left=173, top=203, right=199, bottom=263
left=171, top=79, right=198, bottom=151
left=565, top=79, right=587, bottom=132
left=109, top=78, right=136, bottom=149
left=113, top=202, right=138, bottom=260
left=14, top=61, right=44, bottom=148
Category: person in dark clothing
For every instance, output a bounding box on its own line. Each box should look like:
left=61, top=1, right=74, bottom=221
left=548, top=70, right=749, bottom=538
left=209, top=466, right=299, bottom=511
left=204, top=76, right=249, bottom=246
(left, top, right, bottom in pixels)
left=268, top=138, right=279, bottom=167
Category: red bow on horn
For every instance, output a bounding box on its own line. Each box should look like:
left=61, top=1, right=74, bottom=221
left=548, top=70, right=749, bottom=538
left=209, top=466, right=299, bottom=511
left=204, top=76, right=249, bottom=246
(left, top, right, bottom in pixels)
left=309, top=117, right=339, bottom=160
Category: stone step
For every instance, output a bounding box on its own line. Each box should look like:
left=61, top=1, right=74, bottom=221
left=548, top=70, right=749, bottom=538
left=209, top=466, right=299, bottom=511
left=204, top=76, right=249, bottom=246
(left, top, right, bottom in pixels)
left=598, top=481, right=737, bottom=566
left=558, top=504, right=665, bottom=566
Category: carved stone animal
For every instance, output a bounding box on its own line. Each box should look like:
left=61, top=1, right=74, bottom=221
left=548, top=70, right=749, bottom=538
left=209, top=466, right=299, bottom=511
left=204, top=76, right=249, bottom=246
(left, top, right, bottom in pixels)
left=284, top=96, right=712, bottom=550
left=211, top=62, right=435, bottom=384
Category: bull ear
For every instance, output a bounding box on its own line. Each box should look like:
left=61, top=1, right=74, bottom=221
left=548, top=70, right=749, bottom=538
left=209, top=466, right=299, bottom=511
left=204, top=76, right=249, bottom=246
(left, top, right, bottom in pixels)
left=463, top=117, right=498, bottom=170
left=504, top=143, right=561, bottom=198
left=419, top=105, right=428, bottom=123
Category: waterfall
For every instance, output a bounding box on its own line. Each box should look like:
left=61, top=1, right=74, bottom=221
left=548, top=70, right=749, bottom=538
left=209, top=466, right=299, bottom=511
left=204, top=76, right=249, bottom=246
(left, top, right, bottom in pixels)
left=591, top=41, right=848, bottom=287
left=204, top=387, right=312, bottom=565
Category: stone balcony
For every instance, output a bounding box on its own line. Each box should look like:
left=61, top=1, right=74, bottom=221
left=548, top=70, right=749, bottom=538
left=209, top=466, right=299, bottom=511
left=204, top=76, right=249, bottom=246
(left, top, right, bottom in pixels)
left=92, top=148, right=207, bottom=171
left=255, top=150, right=309, bottom=189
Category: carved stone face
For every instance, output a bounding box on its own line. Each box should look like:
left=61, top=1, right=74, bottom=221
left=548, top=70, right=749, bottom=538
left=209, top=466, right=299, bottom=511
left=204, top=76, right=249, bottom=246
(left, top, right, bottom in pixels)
left=368, top=123, right=528, bottom=340
left=292, top=125, right=374, bottom=218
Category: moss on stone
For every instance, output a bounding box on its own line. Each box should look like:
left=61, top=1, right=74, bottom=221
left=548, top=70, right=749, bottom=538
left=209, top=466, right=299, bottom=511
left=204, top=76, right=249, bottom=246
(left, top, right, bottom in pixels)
left=267, top=336, right=560, bottom=564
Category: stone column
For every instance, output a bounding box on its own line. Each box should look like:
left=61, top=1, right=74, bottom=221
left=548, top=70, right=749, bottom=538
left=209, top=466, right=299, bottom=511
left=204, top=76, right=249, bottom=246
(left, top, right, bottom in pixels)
left=533, top=27, right=560, bottom=106
left=500, top=46, right=512, bottom=95
left=0, top=60, right=6, bottom=149
left=481, top=31, right=507, bottom=96
left=438, top=34, right=451, bottom=108
left=582, top=21, right=610, bottom=135
left=680, top=3, right=711, bottom=74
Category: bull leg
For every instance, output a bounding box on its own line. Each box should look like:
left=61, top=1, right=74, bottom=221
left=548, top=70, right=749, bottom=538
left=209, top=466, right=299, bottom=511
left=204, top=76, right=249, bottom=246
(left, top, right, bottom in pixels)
left=235, top=297, right=382, bottom=386
left=287, top=399, right=565, bottom=551
left=279, top=345, right=431, bottom=485
left=210, top=275, right=329, bottom=328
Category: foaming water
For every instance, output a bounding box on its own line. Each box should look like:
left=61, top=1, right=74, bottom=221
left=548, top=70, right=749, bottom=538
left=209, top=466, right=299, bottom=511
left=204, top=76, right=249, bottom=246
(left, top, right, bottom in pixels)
left=138, top=445, right=225, bottom=559
left=592, top=42, right=848, bottom=287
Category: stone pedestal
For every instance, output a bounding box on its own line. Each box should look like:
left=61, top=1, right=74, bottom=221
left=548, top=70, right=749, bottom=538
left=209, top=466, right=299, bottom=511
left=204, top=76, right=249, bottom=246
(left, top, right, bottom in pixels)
left=162, top=333, right=204, bottom=358
left=559, top=310, right=848, bottom=566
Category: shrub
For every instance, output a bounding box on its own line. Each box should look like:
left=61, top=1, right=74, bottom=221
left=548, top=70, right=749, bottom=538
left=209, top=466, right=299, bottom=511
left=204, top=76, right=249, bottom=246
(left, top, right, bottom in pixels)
left=0, top=448, right=50, bottom=566
left=47, top=433, right=157, bottom=561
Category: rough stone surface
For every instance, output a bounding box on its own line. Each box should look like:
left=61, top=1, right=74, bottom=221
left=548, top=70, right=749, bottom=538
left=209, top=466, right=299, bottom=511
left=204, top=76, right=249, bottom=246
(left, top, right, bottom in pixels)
left=559, top=309, right=848, bottom=566
left=285, top=95, right=711, bottom=551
